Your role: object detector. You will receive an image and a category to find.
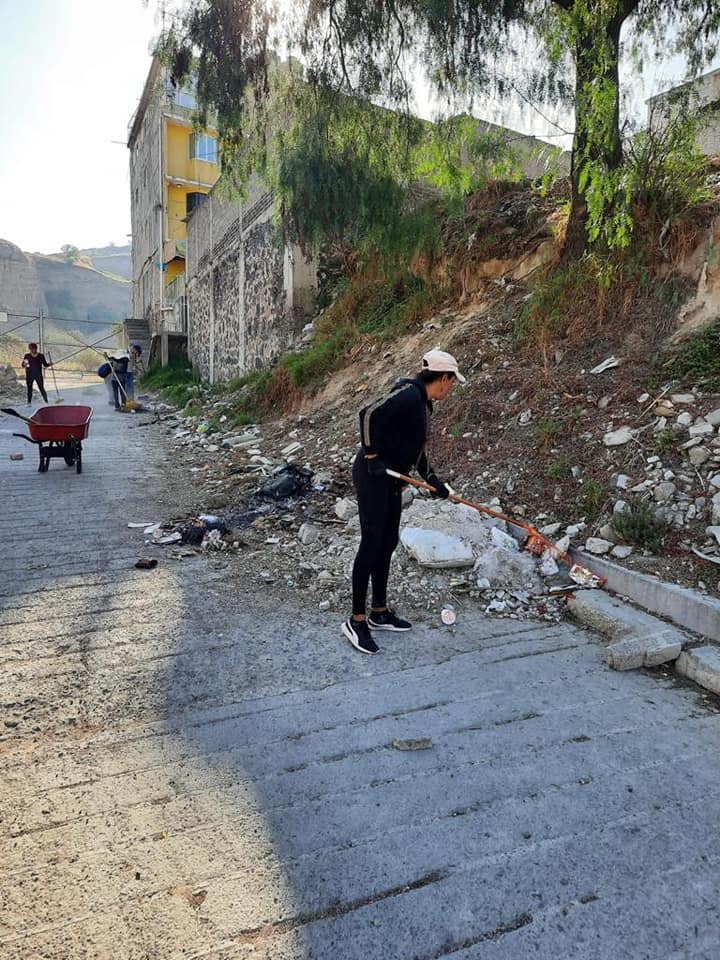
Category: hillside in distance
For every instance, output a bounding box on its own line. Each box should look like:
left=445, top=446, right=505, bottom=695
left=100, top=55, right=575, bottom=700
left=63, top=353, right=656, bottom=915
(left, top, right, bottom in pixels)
left=0, top=239, right=131, bottom=336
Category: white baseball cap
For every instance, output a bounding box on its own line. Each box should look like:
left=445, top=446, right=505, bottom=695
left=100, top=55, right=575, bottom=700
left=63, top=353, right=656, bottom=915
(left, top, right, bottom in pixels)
left=421, top=349, right=466, bottom=383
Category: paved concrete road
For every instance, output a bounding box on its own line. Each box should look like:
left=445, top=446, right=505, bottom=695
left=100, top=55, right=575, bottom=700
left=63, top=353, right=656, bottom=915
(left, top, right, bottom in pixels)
left=2, top=383, right=719, bottom=960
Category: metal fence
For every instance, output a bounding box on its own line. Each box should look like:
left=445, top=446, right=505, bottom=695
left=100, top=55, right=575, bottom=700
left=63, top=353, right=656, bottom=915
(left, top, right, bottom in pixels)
left=0, top=310, right=123, bottom=374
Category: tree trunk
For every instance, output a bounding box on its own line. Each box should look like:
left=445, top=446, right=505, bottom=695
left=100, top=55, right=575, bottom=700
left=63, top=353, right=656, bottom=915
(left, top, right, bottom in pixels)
left=563, top=11, right=624, bottom=260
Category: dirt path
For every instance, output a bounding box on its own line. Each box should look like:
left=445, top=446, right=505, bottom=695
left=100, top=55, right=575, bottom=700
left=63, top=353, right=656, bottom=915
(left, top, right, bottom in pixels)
left=1, top=383, right=719, bottom=959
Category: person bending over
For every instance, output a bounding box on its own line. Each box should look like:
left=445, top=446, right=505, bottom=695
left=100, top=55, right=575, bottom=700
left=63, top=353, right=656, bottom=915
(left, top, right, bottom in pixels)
left=342, top=349, right=466, bottom=655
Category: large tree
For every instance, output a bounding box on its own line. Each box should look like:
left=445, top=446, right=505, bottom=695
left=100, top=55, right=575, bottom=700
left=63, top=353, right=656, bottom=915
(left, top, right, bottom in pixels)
left=161, top=0, right=720, bottom=258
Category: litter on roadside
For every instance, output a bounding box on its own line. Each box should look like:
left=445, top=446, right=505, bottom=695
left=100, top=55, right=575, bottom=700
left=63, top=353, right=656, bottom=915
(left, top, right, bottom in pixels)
left=257, top=463, right=314, bottom=500
left=589, top=356, right=621, bottom=374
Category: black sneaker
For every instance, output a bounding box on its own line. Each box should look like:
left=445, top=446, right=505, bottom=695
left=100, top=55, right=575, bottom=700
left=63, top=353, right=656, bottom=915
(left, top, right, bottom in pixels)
left=342, top=618, right=380, bottom=654
left=368, top=608, right=412, bottom=631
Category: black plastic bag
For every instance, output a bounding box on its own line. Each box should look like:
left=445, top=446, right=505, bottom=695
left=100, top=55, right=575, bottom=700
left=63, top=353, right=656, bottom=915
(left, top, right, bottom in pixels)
left=257, top=463, right=314, bottom=501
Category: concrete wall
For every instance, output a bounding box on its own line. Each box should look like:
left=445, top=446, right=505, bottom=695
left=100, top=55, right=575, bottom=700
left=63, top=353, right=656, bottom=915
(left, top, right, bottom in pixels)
left=185, top=183, right=317, bottom=382
left=648, top=68, right=720, bottom=156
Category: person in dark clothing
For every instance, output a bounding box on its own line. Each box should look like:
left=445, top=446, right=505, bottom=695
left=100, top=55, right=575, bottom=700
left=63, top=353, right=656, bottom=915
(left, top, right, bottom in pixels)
left=105, top=352, right=130, bottom=410
left=342, top=349, right=466, bottom=655
left=22, top=342, right=52, bottom=404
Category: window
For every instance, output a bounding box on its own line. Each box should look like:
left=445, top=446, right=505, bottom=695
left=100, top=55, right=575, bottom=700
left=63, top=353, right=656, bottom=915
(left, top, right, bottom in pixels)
left=167, top=79, right=197, bottom=109
left=174, top=88, right=197, bottom=109
left=189, top=133, right=218, bottom=164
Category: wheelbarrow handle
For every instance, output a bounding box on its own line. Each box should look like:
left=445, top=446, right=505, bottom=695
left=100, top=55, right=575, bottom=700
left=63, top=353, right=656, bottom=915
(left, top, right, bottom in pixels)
left=12, top=432, right=39, bottom=444
left=2, top=407, right=34, bottom=424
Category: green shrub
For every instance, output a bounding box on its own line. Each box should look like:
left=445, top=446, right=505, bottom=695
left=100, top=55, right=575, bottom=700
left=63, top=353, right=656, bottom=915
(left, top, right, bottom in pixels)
left=656, top=319, right=720, bottom=388
left=654, top=428, right=677, bottom=454
left=612, top=500, right=668, bottom=553
left=546, top=455, right=572, bottom=480
left=578, top=479, right=608, bottom=519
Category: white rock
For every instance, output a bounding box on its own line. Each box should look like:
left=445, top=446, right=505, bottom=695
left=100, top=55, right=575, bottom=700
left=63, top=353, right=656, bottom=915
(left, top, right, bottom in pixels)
left=706, top=525, right=720, bottom=546
left=689, top=446, right=711, bottom=466
left=603, top=426, right=635, bottom=447
left=611, top=545, right=633, bottom=559
left=705, top=408, right=720, bottom=427
left=281, top=441, right=303, bottom=457
left=689, top=421, right=715, bottom=438
left=335, top=497, right=358, bottom=521
left=676, top=412, right=693, bottom=427
left=616, top=474, right=632, bottom=489
left=613, top=500, right=629, bottom=515
left=565, top=524, right=585, bottom=538
left=712, top=493, right=720, bottom=524
left=555, top=535, right=571, bottom=553
left=671, top=393, right=695, bottom=404
left=518, top=409, right=532, bottom=426
left=654, top=481, right=677, bottom=502
left=539, top=522, right=562, bottom=537
left=540, top=553, right=559, bottom=577
left=298, top=523, right=320, bottom=546
left=491, top=526, right=519, bottom=552
left=709, top=474, right=720, bottom=490
left=473, top=547, right=542, bottom=592
left=637, top=393, right=650, bottom=404
left=584, top=537, right=614, bottom=555
left=400, top=528, right=474, bottom=568
left=476, top=576, right=491, bottom=590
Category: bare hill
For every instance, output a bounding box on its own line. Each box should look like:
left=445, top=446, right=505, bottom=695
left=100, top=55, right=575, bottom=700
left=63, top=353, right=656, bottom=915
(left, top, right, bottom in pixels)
left=0, top=239, right=131, bottom=331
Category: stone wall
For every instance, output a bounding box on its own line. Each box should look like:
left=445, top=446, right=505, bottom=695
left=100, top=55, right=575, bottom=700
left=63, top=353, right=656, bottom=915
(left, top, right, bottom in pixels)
left=185, top=185, right=317, bottom=382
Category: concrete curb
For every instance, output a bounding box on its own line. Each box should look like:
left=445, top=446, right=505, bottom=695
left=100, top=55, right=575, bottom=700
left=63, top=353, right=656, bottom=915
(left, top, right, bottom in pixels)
left=676, top=646, right=720, bottom=695
left=567, top=590, right=686, bottom=671
left=572, top=550, right=720, bottom=643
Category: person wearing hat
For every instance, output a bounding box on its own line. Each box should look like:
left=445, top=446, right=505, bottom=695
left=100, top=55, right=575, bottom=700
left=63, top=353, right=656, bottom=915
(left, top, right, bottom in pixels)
left=125, top=343, right=145, bottom=400
left=343, top=349, right=465, bottom=654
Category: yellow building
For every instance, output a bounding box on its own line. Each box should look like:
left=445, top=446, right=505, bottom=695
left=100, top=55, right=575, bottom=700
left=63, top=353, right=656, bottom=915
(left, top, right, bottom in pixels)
left=128, top=57, right=220, bottom=336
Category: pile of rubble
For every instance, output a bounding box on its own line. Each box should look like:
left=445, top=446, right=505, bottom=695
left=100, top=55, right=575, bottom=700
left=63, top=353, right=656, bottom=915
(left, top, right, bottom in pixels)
left=134, top=400, right=571, bottom=625
left=588, top=392, right=720, bottom=565
left=0, top=363, right=23, bottom=401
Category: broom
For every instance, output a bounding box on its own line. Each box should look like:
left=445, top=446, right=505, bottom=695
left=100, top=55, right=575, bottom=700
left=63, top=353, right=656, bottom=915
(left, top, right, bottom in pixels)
left=104, top=352, right=142, bottom=412
left=386, top=469, right=606, bottom=590
left=46, top=352, right=63, bottom=403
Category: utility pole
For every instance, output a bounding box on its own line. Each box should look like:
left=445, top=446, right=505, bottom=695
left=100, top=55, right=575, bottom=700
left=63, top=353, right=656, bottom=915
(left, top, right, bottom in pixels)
left=38, top=309, right=44, bottom=353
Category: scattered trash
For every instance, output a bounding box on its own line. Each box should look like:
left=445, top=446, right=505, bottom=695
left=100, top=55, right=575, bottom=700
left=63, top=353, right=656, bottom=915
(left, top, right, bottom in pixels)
left=135, top=558, right=158, bottom=570
left=155, top=532, right=182, bottom=545
left=590, top=356, right=621, bottom=374
left=440, top=605, right=457, bottom=625
left=9, top=452, right=23, bottom=461
left=392, top=737, right=432, bottom=751
left=128, top=521, right=156, bottom=528
left=202, top=528, right=223, bottom=550
left=691, top=547, right=720, bottom=566
left=485, top=598, right=508, bottom=613
left=257, top=463, right=314, bottom=500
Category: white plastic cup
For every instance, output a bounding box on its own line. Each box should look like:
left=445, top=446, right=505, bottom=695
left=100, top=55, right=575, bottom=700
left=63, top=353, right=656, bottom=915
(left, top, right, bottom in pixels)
left=441, top=605, right=456, bottom=626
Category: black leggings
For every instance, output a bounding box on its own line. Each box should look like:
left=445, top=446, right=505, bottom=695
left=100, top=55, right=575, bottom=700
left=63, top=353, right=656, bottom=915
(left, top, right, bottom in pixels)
left=26, top=371, right=47, bottom=403
left=351, top=451, right=403, bottom=617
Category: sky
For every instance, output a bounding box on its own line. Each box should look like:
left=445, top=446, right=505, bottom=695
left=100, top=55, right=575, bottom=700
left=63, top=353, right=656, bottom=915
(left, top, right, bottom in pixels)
left=0, top=0, right=717, bottom=256
left=0, top=0, right=158, bottom=255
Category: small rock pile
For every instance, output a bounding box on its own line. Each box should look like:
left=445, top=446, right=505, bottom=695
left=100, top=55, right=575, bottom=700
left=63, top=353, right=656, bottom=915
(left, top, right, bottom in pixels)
left=590, top=393, right=720, bottom=563
left=0, top=363, right=23, bottom=401
left=145, top=400, right=568, bottom=624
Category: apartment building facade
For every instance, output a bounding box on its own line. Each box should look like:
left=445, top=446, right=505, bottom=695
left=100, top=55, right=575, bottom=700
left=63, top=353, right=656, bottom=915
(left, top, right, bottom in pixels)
left=127, top=57, right=221, bottom=338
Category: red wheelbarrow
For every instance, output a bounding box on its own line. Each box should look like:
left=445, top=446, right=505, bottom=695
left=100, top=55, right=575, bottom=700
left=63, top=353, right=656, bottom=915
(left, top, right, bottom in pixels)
left=3, top=405, right=93, bottom=473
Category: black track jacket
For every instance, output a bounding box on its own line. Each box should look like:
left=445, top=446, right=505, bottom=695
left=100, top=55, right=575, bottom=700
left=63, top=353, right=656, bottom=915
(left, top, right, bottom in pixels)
left=359, top=377, right=434, bottom=478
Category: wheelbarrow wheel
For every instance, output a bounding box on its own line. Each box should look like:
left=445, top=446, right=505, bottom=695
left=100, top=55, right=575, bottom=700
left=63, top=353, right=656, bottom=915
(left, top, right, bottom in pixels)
left=63, top=442, right=76, bottom=467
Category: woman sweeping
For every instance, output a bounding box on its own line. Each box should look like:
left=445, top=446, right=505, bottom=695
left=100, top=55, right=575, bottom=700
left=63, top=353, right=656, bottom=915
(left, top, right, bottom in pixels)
left=22, top=342, right=52, bottom=405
